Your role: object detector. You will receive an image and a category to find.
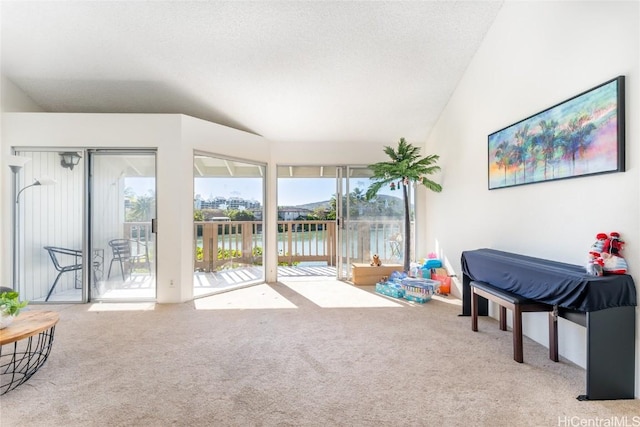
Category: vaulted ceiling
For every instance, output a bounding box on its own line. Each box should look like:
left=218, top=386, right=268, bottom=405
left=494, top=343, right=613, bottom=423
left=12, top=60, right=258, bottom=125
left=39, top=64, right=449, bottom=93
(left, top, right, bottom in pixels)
left=1, top=1, right=503, bottom=145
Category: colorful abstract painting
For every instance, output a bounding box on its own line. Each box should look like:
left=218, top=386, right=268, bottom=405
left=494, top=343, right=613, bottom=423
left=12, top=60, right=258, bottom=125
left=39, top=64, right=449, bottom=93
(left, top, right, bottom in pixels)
left=488, top=76, right=625, bottom=190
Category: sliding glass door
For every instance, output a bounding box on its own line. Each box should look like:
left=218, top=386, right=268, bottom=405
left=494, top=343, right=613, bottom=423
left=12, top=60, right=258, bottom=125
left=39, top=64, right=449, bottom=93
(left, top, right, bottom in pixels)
left=11, top=149, right=156, bottom=303
left=338, top=166, right=408, bottom=280
left=192, top=153, right=265, bottom=297
left=11, top=150, right=84, bottom=302
left=276, top=166, right=340, bottom=279
left=273, top=164, right=406, bottom=281
left=89, top=151, right=157, bottom=301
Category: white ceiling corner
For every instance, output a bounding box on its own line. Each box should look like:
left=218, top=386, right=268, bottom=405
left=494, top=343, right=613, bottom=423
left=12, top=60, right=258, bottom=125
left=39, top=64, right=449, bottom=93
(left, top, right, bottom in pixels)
left=1, top=1, right=504, bottom=144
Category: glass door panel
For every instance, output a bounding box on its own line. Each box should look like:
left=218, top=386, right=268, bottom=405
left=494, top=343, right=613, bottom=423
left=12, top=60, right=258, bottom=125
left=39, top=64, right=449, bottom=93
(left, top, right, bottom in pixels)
left=89, top=151, right=157, bottom=301
left=12, top=150, right=84, bottom=303
left=339, top=166, right=407, bottom=280
left=193, top=153, right=265, bottom=297
left=276, top=166, right=339, bottom=280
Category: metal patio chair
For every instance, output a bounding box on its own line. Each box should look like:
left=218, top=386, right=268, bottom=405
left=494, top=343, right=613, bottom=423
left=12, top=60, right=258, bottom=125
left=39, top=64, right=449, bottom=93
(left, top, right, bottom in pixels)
left=43, top=246, right=82, bottom=301
left=107, top=239, right=150, bottom=281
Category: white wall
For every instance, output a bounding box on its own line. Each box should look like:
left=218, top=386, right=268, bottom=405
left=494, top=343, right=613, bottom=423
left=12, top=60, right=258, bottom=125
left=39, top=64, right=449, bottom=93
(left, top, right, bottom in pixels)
left=181, top=115, right=270, bottom=294
left=1, top=110, right=389, bottom=299
left=0, top=76, right=45, bottom=285
left=1, top=81, right=433, bottom=291
left=1, top=113, right=269, bottom=303
left=424, top=1, right=639, bottom=396
left=270, top=140, right=396, bottom=166
left=1, top=113, right=178, bottom=301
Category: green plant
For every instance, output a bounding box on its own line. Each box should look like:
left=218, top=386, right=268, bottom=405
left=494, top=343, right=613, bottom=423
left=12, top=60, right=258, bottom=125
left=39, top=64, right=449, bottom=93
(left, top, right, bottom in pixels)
left=252, top=247, right=263, bottom=257
left=366, top=138, right=442, bottom=272
left=0, top=291, right=28, bottom=316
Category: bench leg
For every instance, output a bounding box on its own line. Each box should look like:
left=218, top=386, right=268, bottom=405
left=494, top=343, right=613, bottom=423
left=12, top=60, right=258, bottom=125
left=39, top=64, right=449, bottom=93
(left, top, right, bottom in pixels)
left=471, top=290, right=478, bottom=332
left=499, top=306, right=507, bottom=331
left=549, top=311, right=559, bottom=362
left=513, top=306, right=524, bottom=363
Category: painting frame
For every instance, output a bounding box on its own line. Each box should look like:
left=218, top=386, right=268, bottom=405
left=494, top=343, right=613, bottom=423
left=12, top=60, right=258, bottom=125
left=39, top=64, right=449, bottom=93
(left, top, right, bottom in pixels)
left=488, top=76, right=625, bottom=190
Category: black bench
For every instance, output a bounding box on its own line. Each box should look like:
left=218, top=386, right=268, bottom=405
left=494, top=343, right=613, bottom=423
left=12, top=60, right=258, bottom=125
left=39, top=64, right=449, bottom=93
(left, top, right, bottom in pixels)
left=470, top=280, right=558, bottom=363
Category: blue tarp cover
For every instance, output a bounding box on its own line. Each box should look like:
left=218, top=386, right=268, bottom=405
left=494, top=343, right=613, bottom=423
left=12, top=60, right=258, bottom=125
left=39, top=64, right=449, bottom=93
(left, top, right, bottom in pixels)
left=461, top=248, right=637, bottom=312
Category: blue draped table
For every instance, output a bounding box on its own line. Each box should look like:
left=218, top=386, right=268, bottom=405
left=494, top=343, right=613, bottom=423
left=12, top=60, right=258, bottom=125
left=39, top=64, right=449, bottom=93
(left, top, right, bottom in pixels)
left=461, top=248, right=636, bottom=312
left=460, top=248, right=636, bottom=400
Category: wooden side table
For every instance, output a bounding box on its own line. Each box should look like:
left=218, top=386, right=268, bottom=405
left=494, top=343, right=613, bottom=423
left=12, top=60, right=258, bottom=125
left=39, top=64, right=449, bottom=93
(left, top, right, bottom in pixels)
left=0, top=310, right=60, bottom=395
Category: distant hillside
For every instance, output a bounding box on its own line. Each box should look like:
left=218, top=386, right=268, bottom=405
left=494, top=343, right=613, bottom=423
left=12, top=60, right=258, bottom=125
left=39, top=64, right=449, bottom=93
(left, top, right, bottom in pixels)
left=296, top=200, right=331, bottom=210
left=296, top=194, right=405, bottom=214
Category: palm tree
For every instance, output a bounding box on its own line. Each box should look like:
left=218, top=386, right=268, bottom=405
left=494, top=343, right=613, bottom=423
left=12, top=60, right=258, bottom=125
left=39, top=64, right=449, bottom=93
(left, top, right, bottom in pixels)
left=572, top=114, right=597, bottom=166
left=561, top=114, right=596, bottom=173
left=514, top=124, right=531, bottom=182
left=127, top=192, right=155, bottom=222
left=494, top=139, right=511, bottom=185
left=537, top=119, right=559, bottom=180
left=366, top=138, right=442, bottom=272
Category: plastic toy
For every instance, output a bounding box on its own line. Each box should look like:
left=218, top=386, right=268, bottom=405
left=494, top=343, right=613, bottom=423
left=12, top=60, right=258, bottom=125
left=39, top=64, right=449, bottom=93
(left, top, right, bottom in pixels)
left=585, top=251, right=604, bottom=276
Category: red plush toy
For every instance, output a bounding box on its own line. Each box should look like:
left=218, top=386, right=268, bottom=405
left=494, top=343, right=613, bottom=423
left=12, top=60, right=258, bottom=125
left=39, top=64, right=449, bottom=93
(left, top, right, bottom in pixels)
left=601, top=232, right=627, bottom=274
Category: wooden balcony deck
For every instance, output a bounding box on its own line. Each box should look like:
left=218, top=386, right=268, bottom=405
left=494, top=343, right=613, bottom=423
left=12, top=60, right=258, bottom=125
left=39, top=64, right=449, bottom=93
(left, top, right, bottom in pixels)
left=193, top=264, right=338, bottom=297
left=40, top=265, right=339, bottom=301
left=37, top=219, right=403, bottom=302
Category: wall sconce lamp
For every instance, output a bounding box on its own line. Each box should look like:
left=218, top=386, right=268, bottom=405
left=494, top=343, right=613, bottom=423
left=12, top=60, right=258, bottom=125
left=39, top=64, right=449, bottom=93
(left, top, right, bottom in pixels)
left=59, top=152, right=82, bottom=170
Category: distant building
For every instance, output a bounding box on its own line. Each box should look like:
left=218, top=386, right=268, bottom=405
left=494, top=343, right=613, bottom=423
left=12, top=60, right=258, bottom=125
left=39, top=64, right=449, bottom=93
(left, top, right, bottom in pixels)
left=212, top=196, right=227, bottom=209
left=194, top=195, right=262, bottom=211
left=279, top=207, right=312, bottom=220
left=249, top=208, right=263, bottom=220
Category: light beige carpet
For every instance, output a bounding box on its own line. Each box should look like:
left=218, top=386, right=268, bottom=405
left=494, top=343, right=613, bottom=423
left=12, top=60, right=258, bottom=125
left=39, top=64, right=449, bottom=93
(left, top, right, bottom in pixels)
left=1, top=279, right=637, bottom=426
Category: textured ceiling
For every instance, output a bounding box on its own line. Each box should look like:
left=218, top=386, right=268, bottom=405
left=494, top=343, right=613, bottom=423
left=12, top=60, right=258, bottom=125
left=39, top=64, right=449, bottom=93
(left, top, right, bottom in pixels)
left=1, top=1, right=503, bottom=144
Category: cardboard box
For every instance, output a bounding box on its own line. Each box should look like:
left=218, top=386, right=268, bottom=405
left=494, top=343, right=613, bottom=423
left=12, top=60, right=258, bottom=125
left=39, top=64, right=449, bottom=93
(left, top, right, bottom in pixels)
left=351, top=263, right=403, bottom=286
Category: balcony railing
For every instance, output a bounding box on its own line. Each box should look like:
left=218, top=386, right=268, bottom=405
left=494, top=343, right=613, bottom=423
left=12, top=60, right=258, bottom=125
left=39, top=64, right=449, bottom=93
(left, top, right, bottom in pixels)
left=193, top=219, right=405, bottom=272
left=276, top=221, right=337, bottom=266
left=123, top=222, right=153, bottom=257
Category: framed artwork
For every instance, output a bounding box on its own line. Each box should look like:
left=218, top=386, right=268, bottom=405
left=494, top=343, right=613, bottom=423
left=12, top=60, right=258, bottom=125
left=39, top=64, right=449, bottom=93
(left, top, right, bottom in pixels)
left=488, top=76, right=625, bottom=190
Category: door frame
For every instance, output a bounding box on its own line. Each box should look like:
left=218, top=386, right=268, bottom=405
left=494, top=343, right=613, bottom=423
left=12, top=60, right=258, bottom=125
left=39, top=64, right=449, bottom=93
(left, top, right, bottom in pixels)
left=10, top=148, right=86, bottom=303
left=88, top=149, right=158, bottom=302
left=337, top=165, right=414, bottom=279
left=336, top=167, right=346, bottom=280
left=192, top=151, right=267, bottom=298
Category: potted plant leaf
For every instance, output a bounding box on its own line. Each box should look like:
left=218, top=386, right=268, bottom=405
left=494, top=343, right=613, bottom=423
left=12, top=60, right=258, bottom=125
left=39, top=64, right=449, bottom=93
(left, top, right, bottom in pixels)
left=0, top=290, right=28, bottom=329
